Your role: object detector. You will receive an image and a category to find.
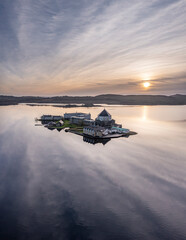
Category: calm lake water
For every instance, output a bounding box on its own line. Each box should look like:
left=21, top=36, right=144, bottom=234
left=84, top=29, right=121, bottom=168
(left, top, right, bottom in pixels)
left=0, top=105, right=186, bottom=240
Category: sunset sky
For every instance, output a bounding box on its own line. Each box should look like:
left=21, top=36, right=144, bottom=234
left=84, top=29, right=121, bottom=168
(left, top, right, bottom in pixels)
left=0, top=0, right=186, bottom=96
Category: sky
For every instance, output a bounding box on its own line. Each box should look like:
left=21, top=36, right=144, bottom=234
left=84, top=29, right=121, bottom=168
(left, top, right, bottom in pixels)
left=0, top=0, right=186, bottom=96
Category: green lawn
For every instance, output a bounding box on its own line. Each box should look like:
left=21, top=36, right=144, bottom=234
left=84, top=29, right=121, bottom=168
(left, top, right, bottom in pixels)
left=53, top=120, right=83, bottom=130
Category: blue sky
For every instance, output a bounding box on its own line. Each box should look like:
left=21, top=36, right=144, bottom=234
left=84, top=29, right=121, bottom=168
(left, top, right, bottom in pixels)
left=0, top=0, right=186, bottom=95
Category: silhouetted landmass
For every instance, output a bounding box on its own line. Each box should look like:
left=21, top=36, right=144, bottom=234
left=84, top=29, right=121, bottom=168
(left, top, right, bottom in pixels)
left=0, top=94, right=186, bottom=106
left=26, top=103, right=100, bottom=108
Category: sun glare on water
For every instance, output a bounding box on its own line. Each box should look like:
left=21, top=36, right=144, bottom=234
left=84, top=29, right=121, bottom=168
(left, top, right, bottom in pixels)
left=143, top=82, right=150, bottom=88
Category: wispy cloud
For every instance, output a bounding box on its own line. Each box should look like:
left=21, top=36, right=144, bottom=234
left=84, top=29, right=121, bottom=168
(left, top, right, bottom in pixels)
left=0, top=0, right=186, bottom=95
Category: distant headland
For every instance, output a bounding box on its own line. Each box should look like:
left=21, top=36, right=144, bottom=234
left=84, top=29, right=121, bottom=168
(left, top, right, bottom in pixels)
left=0, top=94, right=186, bottom=106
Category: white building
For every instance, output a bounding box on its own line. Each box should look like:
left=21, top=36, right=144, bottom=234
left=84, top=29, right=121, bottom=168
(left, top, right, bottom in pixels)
left=83, top=126, right=105, bottom=138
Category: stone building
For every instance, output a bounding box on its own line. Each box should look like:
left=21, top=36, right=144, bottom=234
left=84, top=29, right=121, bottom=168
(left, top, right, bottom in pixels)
left=95, top=109, right=115, bottom=127
left=83, top=119, right=95, bottom=126
left=70, top=116, right=84, bottom=125
left=64, top=112, right=91, bottom=120
left=41, top=115, right=62, bottom=121
left=70, top=116, right=94, bottom=126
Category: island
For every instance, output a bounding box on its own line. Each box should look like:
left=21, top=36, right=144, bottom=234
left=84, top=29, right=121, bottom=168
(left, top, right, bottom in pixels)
left=36, top=109, right=137, bottom=145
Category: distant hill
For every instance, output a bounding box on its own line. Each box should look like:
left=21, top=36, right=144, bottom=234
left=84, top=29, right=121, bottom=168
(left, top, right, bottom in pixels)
left=0, top=94, right=186, bottom=106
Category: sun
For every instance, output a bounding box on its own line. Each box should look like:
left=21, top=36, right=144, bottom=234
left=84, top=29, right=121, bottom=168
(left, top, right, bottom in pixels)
left=143, top=82, right=150, bottom=88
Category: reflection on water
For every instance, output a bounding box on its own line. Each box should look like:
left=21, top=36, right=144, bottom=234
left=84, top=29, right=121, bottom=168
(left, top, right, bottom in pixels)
left=0, top=105, right=186, bottom=240
left=83, top=136, right=111, bottom=145
left=142, top=106, right=147, bottom=121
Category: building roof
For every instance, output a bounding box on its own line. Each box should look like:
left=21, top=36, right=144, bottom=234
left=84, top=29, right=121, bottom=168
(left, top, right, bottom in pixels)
left=71, top=116, right=84, bottom=119
left=64, top=112, right=90, bottom=116
left=83, top=119, right=95, bottom=122
left=98, top=109, right=111, bottom=117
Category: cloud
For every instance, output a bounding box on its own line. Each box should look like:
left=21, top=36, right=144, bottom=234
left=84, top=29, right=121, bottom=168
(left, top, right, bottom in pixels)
left=0, top=0, right=186, bottom=95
